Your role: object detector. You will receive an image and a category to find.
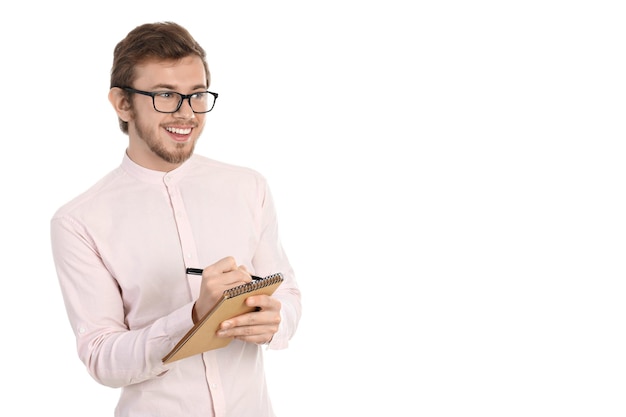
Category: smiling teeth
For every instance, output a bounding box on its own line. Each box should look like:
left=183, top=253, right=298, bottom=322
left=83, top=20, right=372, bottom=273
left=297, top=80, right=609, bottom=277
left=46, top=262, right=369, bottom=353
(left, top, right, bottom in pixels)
left=166, top=127, right=192, bottom=135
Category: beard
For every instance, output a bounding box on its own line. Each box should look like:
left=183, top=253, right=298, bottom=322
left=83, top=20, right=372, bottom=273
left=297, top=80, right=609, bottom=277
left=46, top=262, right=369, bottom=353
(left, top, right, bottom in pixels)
left=133, top=112, right=200, bottom=165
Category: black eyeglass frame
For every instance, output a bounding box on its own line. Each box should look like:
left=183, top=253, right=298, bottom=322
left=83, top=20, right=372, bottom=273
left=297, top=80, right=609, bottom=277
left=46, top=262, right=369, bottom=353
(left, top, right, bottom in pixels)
left=119, top=86, right=219, bottom=114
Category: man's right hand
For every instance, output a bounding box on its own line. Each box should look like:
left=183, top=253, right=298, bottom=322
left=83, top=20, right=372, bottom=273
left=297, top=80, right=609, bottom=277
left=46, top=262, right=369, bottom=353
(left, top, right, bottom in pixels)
left=192, top=256, right=253, bottom=323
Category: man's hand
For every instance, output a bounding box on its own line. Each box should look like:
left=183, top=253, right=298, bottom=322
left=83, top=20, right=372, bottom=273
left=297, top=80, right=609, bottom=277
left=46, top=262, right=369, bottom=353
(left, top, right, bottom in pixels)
left=216, top=294, right=282, bottom=345
left=192, top=256, right=252, bottom=323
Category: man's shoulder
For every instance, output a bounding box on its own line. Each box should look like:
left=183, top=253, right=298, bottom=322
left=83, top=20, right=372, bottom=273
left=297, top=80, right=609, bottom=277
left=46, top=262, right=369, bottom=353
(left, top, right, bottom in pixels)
left=51, top=167, right=124, bottom=221
left=190, top=155, right=266, bottom=182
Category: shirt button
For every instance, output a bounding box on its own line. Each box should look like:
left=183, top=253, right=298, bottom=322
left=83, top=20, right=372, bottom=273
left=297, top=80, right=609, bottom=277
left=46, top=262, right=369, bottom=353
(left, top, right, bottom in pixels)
left=78, top=327, right=86, bottom=334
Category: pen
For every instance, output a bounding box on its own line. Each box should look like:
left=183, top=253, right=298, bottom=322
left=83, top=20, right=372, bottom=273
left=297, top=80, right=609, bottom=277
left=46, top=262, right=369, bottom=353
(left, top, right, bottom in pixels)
left=186, top=267, right=262, bottom=281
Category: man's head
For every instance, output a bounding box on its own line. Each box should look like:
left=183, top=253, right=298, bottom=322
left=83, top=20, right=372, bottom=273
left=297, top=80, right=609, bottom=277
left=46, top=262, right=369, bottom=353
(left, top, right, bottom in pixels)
left=108, top=22, right=214, bottom=171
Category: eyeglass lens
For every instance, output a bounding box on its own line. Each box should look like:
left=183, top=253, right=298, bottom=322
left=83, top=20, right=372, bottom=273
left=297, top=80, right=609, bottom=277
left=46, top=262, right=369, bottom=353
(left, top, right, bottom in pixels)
left=154, top=92, right=215, bottom=113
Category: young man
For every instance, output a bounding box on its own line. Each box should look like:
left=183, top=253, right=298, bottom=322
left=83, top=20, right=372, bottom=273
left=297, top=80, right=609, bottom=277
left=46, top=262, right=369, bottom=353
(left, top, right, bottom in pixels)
left=50, top=22, right=301, bottom=417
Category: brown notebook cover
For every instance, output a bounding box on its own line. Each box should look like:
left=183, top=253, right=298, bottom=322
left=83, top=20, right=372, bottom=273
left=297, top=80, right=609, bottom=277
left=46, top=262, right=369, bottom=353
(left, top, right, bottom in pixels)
left=162, top=272, right=284, bottom=364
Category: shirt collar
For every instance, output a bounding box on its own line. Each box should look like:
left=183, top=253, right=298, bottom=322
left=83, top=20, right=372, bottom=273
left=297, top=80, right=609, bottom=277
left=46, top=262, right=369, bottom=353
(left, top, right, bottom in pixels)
left=120, top=152, right=194, bottom=185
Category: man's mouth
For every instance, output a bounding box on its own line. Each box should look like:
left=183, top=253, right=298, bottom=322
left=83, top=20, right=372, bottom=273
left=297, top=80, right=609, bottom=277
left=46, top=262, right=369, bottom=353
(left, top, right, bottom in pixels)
left=165, top=126, right=193, bottom=135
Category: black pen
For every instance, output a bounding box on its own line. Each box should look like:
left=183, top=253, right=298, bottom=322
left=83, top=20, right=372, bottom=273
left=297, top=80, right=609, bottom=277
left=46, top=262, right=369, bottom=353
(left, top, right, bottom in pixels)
left=186, top=267, right=262, bottom=280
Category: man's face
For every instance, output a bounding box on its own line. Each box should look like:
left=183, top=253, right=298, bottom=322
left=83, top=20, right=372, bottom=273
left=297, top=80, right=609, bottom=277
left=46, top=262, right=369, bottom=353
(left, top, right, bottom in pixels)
left=127, top=55, right=208, bottom=171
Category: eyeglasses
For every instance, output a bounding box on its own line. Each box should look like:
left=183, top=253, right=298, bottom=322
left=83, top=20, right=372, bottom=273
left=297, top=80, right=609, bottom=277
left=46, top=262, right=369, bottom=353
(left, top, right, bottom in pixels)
left=120, top=87, right=218, bottom=114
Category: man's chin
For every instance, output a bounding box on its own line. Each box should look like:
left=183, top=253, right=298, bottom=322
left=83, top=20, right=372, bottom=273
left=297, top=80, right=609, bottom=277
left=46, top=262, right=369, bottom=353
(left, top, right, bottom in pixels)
left=153, top=145, right=194, bottom=165
left=168, top=151, right=194, bottom=165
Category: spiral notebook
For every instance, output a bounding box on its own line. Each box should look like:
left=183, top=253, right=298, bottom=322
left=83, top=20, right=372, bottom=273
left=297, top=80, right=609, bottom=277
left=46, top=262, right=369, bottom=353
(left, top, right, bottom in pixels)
left=162, top=272, right=284, bottom=364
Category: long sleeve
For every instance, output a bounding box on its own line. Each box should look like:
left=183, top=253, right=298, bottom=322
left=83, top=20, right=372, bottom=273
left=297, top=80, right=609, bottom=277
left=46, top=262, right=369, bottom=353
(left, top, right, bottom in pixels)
left=51, top=214, right=192, bottom=387
left=252, top=180, right=301, bottom=349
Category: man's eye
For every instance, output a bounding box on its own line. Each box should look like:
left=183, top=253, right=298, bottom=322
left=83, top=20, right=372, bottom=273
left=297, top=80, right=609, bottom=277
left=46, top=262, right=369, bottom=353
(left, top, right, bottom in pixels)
left=156, top=92, right=175, bottom=99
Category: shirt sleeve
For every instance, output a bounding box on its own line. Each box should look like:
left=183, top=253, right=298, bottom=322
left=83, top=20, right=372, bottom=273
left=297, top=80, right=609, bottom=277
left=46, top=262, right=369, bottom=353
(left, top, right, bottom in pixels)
left=251, top=179, right=302, bottom=349
left=50, top=215, right=193, bottom=388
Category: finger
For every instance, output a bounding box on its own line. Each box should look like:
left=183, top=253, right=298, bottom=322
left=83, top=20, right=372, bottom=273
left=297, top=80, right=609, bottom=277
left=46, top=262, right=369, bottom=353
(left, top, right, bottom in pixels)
left=218, top=321, right=278, bottom=344
left=222, top=309, right=281, bottom=332
left=236, top=334, right=273, bottom=345
left=236, top=265, right=255, bottom=283
left=212, top=256, right=238, bottom=274
left=246, top=295, right=281, bottom=311
left=218, top=321, right=273, bottom=338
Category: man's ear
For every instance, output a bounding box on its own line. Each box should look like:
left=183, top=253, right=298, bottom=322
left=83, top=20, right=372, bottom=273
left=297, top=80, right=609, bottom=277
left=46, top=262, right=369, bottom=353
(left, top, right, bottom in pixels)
left=108, top=88, right=132, bottom=121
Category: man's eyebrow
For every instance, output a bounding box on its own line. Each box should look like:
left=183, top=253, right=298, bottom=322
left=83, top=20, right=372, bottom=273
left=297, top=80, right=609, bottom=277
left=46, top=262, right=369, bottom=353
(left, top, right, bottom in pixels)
left=150, top=84, right=208, bottom=91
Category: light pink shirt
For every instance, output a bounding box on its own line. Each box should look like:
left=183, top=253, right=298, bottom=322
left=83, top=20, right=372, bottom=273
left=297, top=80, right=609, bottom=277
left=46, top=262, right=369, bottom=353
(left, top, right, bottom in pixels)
left=51, top=153, right=301, bottom=417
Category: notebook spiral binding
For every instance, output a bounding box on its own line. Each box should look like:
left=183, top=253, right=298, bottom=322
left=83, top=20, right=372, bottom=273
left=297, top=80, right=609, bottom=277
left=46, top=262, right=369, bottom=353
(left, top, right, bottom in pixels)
left=224, top=273, right=284, bottom=298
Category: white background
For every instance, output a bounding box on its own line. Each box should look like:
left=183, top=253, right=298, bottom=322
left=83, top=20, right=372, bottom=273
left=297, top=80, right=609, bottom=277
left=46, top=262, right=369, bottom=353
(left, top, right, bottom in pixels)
left=2, top=1, right=625, bottom=416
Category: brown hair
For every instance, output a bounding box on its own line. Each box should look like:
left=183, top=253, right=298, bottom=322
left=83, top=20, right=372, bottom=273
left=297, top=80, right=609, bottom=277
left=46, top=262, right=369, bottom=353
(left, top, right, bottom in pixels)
left=110, top=22, right=211, bottom=133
